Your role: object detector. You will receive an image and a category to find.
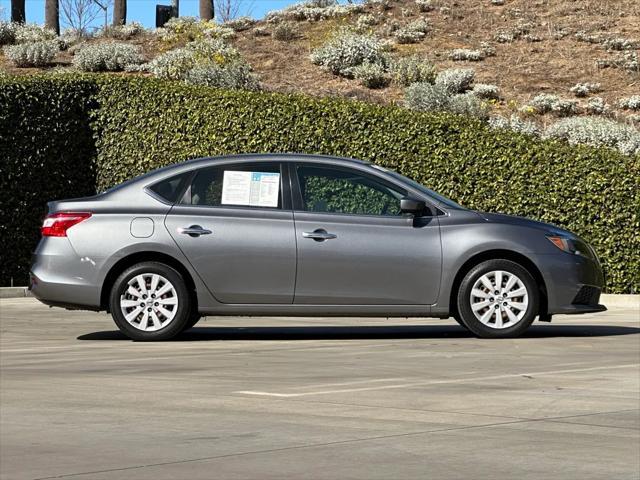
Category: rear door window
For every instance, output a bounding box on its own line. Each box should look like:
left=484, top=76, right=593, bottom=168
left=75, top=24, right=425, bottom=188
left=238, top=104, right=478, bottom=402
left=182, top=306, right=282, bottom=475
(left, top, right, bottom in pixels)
left=184, top=162, right=284, bottom=209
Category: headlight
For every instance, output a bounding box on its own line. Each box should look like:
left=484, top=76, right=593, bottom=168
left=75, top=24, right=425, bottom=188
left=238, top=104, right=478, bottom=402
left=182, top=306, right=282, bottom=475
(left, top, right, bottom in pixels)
left=546, top=235, right=592, bottom=258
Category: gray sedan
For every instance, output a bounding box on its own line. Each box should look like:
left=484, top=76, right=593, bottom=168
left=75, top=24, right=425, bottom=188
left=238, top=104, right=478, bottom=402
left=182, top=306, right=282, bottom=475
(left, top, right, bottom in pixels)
left=30, top=154, right=606, bottom=340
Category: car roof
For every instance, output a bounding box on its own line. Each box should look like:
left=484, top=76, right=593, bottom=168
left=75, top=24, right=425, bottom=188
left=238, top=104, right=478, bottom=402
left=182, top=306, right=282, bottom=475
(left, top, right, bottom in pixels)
left=181, top=153, right=371, bottom=168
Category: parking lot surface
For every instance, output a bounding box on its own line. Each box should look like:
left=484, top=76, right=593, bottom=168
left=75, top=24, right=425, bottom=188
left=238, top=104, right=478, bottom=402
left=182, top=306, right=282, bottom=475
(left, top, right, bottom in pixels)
left=1, top=298, right=639, bottom=480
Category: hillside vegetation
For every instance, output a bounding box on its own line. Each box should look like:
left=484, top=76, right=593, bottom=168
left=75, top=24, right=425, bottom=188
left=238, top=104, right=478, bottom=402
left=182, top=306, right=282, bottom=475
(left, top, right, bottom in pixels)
left=1, top=0, right=639, bottom=153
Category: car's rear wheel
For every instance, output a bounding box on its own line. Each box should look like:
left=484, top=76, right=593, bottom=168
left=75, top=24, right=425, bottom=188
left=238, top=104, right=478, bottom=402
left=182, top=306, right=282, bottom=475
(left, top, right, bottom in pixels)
left=456, top=259, right=538, bottom=338
left=109, top=262, right=191, bottom=341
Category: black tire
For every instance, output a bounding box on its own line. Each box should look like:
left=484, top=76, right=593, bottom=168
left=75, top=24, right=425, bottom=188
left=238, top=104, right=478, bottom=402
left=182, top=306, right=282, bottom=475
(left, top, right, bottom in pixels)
left=109, top=262, right=191, bottom=341
left=181, top=312, right=202, bottom=332
left=452, top=314, right=470, bottom=331
left=456, top=259, right=539, bottom=338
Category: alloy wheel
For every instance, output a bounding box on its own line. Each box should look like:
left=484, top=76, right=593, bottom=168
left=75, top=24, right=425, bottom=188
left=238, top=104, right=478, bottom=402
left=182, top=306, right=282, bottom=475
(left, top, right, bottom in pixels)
left=469, top=270, right=529, bottom=329
left=119, top=273, right=179, bottom=332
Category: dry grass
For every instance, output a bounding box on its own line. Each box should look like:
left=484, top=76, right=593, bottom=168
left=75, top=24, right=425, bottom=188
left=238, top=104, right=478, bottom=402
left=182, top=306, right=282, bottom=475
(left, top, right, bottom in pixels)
left=232, top=0, right=639, bottom=112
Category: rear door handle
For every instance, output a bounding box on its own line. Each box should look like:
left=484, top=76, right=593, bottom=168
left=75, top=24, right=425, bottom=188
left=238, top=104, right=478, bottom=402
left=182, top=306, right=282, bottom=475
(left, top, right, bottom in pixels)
left=177, top=225, right=212, bottom=237
left=302, top=229, right=337, bottom=241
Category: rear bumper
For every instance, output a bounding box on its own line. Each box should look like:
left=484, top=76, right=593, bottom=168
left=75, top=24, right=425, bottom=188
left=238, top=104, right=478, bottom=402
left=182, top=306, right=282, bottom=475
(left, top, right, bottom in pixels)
left=533, top=252, right=606, bottom=315
left=29, top=237, right=102, bottom=310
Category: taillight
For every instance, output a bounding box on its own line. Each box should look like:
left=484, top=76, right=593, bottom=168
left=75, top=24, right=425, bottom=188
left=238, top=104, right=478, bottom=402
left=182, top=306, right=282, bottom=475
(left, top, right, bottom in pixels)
left=41, top=212, right=92, bottom=237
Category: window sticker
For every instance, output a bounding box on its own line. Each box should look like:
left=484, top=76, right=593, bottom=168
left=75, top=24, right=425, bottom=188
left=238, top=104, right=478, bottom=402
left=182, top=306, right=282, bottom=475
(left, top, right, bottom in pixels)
left=221, top=171, right=280, bottom=207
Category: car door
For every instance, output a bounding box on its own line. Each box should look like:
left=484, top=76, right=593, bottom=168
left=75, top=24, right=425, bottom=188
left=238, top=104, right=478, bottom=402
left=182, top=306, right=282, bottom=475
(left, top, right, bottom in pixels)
left=164, top=161, right=296, bottom=304
left=291, top=162, right=441, bottom=305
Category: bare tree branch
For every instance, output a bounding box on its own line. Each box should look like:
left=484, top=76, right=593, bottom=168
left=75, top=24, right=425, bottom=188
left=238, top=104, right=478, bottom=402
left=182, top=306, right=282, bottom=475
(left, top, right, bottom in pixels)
left=214, top=0, right=253, bottom=22
left=60, top=0, right=106, bottom=34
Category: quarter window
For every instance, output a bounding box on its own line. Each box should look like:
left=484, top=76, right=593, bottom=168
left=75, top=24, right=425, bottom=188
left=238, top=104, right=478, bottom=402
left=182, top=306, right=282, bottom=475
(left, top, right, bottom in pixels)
left=186, top=162, right=283, bottom=209
left=148, top=173, right=189, bottom=203
left=296, top=165, right=406, bottom=216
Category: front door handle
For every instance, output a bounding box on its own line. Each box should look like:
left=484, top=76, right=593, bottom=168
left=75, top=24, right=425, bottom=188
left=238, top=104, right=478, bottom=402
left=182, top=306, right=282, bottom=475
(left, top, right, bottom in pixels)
left=302, top=229, right=337, bottom=241
left=177, top=225, right=212, bottom=237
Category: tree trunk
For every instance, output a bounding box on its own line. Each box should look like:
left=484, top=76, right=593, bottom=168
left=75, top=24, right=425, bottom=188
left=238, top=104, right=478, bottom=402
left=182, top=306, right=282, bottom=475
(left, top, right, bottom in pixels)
left=113, top=0, right=127, bottom=26
left=199, top=0, right=213, bottom=21
left=44, top=0, right=60, bottom=35
left=11, top=0, right=26, bottom=23
left=171, top=0, right=179, bottom=17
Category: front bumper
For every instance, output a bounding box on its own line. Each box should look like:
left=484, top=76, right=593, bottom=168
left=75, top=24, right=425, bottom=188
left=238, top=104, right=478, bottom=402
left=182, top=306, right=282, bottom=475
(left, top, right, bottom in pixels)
left=533, top=252, right=606, bottom=315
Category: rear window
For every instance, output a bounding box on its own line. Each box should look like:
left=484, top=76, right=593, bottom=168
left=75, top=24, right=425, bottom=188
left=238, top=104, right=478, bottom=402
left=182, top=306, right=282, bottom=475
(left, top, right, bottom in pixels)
left=148, top=173, right=189, bottom=203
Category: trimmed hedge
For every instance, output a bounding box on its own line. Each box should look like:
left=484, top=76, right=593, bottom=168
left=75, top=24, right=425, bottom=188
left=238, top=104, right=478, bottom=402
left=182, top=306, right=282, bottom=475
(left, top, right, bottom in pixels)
left=1, top=75, right=639, bottom=293
left=0, top=78, right=97, bottom=286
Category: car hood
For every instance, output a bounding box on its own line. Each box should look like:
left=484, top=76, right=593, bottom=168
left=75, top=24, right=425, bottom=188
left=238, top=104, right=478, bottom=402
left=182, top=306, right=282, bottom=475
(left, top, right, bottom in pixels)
left=475, top=211, right=572, bottom=236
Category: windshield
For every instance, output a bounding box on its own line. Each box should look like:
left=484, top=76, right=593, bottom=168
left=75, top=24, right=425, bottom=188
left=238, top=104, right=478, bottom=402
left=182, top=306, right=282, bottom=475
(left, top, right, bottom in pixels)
left=369, top=165, right=464, bottom=209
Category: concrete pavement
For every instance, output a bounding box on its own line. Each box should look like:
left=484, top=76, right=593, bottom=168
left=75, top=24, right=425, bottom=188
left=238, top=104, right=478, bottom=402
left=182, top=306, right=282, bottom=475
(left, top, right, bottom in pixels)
left=1, top=298, right=639, bottom=479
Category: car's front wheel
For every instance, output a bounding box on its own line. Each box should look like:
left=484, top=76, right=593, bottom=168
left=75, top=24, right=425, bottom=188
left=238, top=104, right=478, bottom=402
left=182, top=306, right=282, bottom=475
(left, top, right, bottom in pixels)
left=456, top=259, right=539, bottom=338
left=109, top=262, right=191, bottom=341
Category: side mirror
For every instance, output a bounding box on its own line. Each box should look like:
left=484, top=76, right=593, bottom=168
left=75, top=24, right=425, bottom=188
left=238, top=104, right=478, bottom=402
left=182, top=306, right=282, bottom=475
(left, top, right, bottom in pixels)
left=400, top=197, right=427, bottom=216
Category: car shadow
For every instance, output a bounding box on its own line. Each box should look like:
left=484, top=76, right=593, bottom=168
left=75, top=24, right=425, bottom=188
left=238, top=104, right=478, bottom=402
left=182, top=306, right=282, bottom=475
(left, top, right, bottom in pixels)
left=77, top=324, right=640, bottom=342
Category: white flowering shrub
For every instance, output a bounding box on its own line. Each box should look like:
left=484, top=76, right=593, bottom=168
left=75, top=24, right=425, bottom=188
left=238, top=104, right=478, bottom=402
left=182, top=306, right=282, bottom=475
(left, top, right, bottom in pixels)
left=480, top=41, right=496, bottom=57
left=603, top=37, right=638, bottom=51
left=253, top=26, right=270, bottom=36
left=448, top=48, right=485, bottom=61
left=58, top=28, right=87, bottom=48
left=148, top=39, right=251, bottom=85
left=391, top=55, right=435, bottom=86
left=404, top=83, right=489, bottom=119
left=148, top=47, right=195, bottom=79
left=393, top=28, right=424, bottom=44
left=0, top=21, right=16, bottom=45
left=618, top=96, right=640, bottom=111
left=544, top=117, right=640, bottom=155
left=310, top=32, right=388, bottom=77
left=223, top=17, right=256, bottom=32
left=489, top=114, right=541, bottom=136
left=493, top=30, right=515, bottom=43
left=597, top=52, right=639, bottom=73
left=493, top=22, right=532, bottom=43
left=184, top=63, right=260, bottom=90
left=154, top=17, right=235, bottom=43
left=586, top=97, right=608, bottom=115
left=73, top=42, right=143, bottom=71
left=14, top=23, right=57, bottom=44
left=98, top=22, right=146, bottom=40
left=569, top=82, right=601, bottom=97
left=526, top=93, right=558, bottom=113
left=523, top=33, right=542, bottom=42
left=266, top=1, right=364, bottom=23
left=352, top=61, right=390, bottom=88
left=123, top=63, right=150, bottom=73
left=356, top=14, right=378, bottom=31
left=273, top=21, right=298, bottom=40
left=435, top=68, right=475, bottom=93
left=525, top=93, right=578, bottom=116
left=415, top=0, right=434, bottom=12
left=551, top=98, right=578, bottom=116
left=448, top=93, right=491, bottom=119
left=472, top=83, right=500, bottom=99
left=393, top=19, right=429, bottom=44
left=574, top=30, right=602, bottom=44
left=3, top=40, right=59, bottom=67
left=405, top=82, right=450, bottom=110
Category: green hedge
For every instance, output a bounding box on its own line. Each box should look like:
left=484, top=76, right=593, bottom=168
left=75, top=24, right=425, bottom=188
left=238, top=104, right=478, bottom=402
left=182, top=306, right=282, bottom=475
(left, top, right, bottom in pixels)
left=0, top=78, right=98, bottom=287
left=1, top=75, right=638, bottom=293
